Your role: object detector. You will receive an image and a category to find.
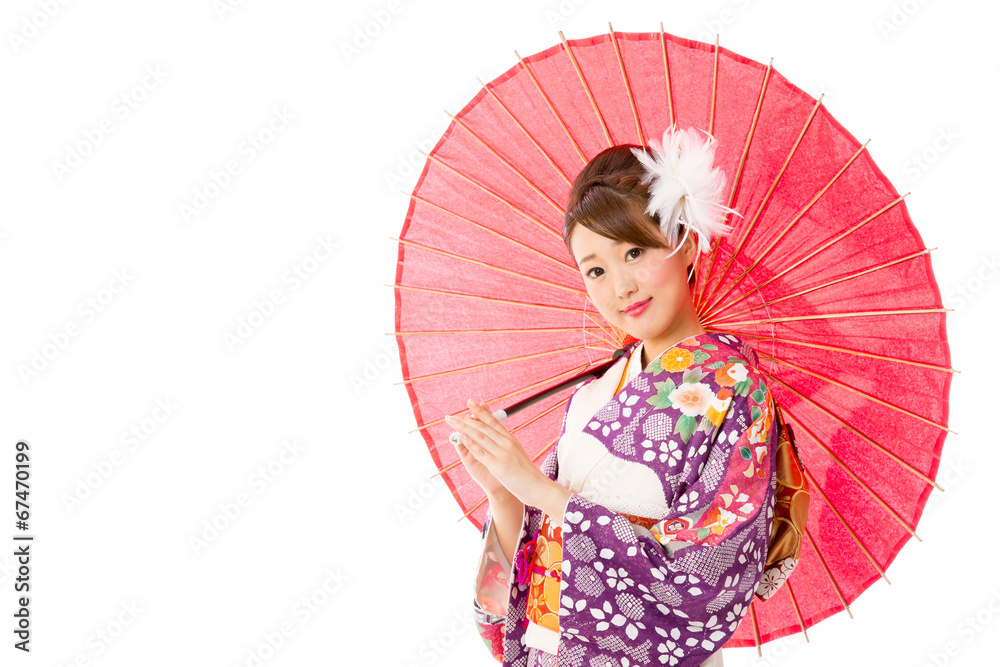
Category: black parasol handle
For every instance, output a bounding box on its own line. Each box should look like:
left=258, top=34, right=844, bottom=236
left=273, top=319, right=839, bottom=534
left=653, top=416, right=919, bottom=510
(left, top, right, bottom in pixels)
left=446, top=345, right=633, bottom=446
left=497, top=345, right=633, bottom=419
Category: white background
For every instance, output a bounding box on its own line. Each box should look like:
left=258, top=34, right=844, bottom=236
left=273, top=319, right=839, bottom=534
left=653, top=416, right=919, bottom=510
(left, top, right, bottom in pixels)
left=0, top=0, right=995, bottom=665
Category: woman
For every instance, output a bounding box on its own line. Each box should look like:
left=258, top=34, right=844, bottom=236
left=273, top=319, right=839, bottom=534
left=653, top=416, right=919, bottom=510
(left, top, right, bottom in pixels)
left=448, top=128, right=779, bottom=667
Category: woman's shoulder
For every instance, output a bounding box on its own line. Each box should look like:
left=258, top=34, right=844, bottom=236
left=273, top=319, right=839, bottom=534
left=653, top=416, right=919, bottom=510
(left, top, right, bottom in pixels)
left=706, top=331, right=760, bottom=368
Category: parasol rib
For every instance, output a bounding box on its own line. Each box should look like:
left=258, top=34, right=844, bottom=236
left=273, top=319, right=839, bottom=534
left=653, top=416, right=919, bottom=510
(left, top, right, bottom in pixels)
left=583, top=302, right=626, bottom=349
left=388, top=326, right=619, bottom=351
left=559, top=30, right=614, bottom=147
left=445, top=111, right=567, bottom=214
left=785, top=580, right=810, bottom=642
left=411, top=361, right=599, bottom=435
left=406, top=192, right=578, bottom=274
left=781, top=406, right=922, bottom=542
left=705, top=248, right=933, bottom=326
left=800, top=464, right=891, bottom=585
left=515, top=50, right=588, bottom=164
left=389, top=282, right=597, bottom=316
left=718, top=306, right=949, bottom=328
left=709, top=35, right=719, bottom=136
left=698, top=56, right=774, bottom=305
left=399, top=343, right=596, bottom=386
left=695, top=95, right=824, bottom=308
left=804, top=528, right=854, bottom=619
left=659, top=23, right=675, bottom=127
left=420, top=150, right=562, bottom=239
left=721, top=57, right=773, bottom=232
left=700, top=138, right=872, bottom=313
left=608, top=23, right=645, bottom=147
left=761, top=352, right=953, bottom=434
left=754, top=367, right=945, bottom=490
left=748, top=600, right=763, bottom=657
left=478, top=76, right=574, bottom=186
left=703, top=193, right=905, bottom=319
left=392, top=236, right=587, bottom=297
left=709, top=331, right=955, bottom=374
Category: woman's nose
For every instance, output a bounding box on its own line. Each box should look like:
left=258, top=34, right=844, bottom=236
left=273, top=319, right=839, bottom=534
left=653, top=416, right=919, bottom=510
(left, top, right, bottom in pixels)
left=615, top=271, right=637, bottom=299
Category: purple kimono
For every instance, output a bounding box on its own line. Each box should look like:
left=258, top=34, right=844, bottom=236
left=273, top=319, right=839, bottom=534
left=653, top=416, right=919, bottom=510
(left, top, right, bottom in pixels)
left=472, top=332, right=778, bottom=666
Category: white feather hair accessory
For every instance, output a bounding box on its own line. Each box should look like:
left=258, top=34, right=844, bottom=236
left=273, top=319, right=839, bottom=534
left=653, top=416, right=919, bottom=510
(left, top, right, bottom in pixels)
left=630, top=124, right=741, bottom=254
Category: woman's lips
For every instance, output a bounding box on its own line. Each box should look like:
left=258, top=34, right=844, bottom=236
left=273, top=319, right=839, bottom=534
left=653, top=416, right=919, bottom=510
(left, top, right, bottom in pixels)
left=623, top=298, right=651, bottom=317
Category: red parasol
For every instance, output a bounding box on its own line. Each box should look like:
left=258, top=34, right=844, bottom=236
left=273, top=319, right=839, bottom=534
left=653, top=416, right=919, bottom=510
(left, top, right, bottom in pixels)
left=390, top=25, right=954, bottom=653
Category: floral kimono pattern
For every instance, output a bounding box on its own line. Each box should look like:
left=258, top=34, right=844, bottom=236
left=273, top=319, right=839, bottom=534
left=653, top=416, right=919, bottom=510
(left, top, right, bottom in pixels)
left=472, top=332, right=778, bottom=667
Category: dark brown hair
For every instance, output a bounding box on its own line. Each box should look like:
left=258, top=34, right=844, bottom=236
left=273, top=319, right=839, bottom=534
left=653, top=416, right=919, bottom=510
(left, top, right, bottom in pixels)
left=563, top=145, right=694, bottom=281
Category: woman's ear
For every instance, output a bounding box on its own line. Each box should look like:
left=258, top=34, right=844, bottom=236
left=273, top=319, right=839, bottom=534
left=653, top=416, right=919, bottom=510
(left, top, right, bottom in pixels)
left=681, top=227, right=700, bottom=265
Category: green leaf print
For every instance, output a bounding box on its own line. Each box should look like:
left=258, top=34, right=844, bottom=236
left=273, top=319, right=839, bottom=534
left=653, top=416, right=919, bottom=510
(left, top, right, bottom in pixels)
left=706, top=361, right=725, bottom=370
left=647, top=379, right=677, bottom=409
left=733, top=377, right=753, bottom=397
left=751, top=405, right=762, bottom=423
left=675, top=414, right=697, bottom=444
left=740, top=446, right=752, bottom=460
left=701, top=344, right=718, bottom=350
left=692, top=350, right=711, bottom=364
left=682, top=366, right=708, bottom=384
left=697, top=526, right=711, bottom=540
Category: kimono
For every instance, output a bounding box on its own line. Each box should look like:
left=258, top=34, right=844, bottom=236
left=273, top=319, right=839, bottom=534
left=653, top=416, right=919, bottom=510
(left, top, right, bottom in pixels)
left=472, top=331, right=778, bottom=667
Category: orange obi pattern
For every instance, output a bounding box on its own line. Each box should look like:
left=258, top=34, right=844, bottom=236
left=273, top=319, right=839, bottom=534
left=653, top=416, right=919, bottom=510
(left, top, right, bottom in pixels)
left=517, top=509, right=661, bottom=634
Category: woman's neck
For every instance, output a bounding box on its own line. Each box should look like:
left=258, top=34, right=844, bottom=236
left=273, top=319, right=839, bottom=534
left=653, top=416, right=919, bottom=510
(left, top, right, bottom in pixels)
left=639, top=302, right=705, bottom=368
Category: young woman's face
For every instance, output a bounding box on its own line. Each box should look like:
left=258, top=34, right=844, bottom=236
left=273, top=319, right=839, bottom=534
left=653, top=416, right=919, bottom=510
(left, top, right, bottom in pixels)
left=570, top=224, right=697, bottom=340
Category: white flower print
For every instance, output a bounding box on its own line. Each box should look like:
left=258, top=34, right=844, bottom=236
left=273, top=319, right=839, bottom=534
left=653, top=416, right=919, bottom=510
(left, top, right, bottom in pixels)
left=619, top=392, right=640, bottom=418
left=606, top=567, right=634, bottom=591
left=726, top=603, right=745, bottom=632
left=675, top=489, right=699, bottom=512
left=727, top=362, right=748, bottom=383
left=642, top=439, right=681, bottom=464
left=686, top=614, right=722, bottom=635
left=668, top=381, right=714, bottom=417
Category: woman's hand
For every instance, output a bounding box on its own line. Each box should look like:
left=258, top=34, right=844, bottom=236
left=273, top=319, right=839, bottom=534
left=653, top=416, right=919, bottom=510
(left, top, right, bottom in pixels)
left=446, top=398, right=546, bottom=507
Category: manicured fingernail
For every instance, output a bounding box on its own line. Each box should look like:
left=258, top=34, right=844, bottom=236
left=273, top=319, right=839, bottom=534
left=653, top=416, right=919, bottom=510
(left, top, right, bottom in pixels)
left=445, top=414, right=454, bottom=423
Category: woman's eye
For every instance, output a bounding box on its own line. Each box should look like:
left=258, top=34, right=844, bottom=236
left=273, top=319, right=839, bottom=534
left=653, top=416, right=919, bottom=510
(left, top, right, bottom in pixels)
left=627, top=247, right=642, bottom=260
left=586, top=267, right=603, bottom=279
